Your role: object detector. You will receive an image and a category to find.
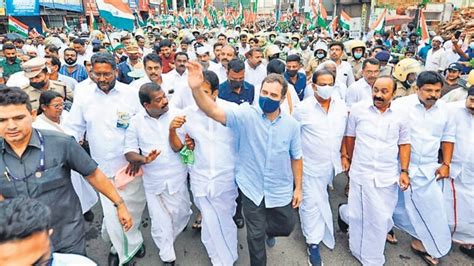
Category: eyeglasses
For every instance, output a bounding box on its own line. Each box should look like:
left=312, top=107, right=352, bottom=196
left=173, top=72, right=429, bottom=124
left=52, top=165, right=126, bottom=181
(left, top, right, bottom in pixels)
left=47, top=103, right=64, bottom=109
left=91, top=72, right=114, bottom=79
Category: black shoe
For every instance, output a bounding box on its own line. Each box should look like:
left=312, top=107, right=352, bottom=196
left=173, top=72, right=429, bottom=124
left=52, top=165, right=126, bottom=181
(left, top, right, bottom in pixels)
left=108, top=252, right=119, bottom=266
left=135, top=244, right=146, bottom=258
left=338, top=203, right=349, bottom=233
left=233, top=217, right=245, bottom=229
left=460, top=245, right=474, bottom=258
left=83, top=210, right=94, bottom=222
left=163, top=261, right=175, bottom=266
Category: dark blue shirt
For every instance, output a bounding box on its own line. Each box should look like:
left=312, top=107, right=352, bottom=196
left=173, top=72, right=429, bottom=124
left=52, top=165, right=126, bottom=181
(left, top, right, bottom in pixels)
left=284, top=72, right=307, bottom=101
left=459, top=47, right=473, bottom=74
left=117, top=61, right=133, bottom=84
left=218, top=80, right=255, bottom=105
left=418, top=44, right=431, bottom=62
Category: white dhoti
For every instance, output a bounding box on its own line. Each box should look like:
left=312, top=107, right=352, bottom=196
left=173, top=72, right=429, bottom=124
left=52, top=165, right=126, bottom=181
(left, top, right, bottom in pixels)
left=194, top=188, right=239, bottom=266
left=146, top=184, right=192, bottom=262
left=393, top=168, right=452, bottom=258
left=442, top=173, right=474, bottom=244
left=299, top=173, right=334, bottom=249
left=71, top=171, right=98, bottom=214
left=101, top=176, right=146, bottom=265
left=340, top=180, right=398, bottom=266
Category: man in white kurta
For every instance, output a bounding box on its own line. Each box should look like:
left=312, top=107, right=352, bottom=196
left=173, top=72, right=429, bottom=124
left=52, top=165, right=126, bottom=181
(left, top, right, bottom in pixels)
left=392, top=71, right=455, bottom=264
left=443, top=92, right=474, bottom=258
left=124, top=82, right=191, bottom=264
left=293, top=69, right=348, bottom=265
left=63, top=53, right=146, bottom=265
left=345, top=58, right=381, bottom=108
left=170, top=72, right=239, bottom=265
left=339, top=76, right=411, bottom=265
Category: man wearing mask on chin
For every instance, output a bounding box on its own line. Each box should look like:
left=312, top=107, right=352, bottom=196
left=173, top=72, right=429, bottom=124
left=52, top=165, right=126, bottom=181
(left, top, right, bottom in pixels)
left=22, top=57, right=72, bottom=110
left=293, top=69, right=349, bottom=265
left=187, top=61, right=302, bottom=266
left=59, top=48, right=88, bottom=83
left=285, top=54, right=308, bottom=101
left=218, top=59, right=255, bottom=105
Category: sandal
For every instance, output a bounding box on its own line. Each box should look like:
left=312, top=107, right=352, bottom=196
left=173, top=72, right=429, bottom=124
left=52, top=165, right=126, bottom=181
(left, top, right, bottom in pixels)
left=460, top=245, right=474, bottom=258
left=192, top=218, right=202, bottom=230
left=386, top=229, right=398, bottom=244
left=411, top=245, right=439, bottom=265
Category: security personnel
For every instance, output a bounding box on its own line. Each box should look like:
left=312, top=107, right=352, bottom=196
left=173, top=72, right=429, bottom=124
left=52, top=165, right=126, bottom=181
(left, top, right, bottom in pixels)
left=392, top=58, right=423, bottom=99
left=306, top=42, right=328, bottom=80
left=347, top=40, right=366, bottom=80
left=22, top=57, right=73, bottom=110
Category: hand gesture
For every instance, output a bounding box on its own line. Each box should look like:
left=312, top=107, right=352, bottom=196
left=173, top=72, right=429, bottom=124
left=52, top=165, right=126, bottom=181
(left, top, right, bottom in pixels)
left=187, top=61, right=204, bottom=90
left=170, top=115, right=186, bottom=130
left=399, top=172, right=410, bottom=191
left=117, top=204, right=133, bottom=231
left=185, top=134, right=195, bottom=151
left=292, top=188, right=302, bottom=208
left=144, top=149, right=161, bottom=164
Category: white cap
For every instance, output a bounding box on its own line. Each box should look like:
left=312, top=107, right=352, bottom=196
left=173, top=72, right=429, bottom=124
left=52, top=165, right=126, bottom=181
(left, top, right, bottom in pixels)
left=196, top=45, right=210, bottom=55
left=432, top=36, right=444, bottom=43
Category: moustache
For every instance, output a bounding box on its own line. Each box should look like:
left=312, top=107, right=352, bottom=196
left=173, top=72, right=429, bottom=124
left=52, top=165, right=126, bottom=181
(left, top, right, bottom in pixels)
left=373, top=97, right=384, bottom=102
left=427, top=97, right=438, bottom=101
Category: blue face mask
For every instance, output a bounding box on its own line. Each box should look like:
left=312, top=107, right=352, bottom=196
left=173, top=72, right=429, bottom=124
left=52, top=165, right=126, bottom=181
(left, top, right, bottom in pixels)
left=259, top=96, right=280, bottom=113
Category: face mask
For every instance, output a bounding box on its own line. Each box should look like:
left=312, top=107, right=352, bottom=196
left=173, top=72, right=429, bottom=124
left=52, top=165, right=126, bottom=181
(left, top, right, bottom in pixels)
left=287, top=70, right=298, bottom=77
left=64, top=58, right=77, bottom=66
left=47, top=67, right=52, bottom=74
left=353, top=52, right=363, bottom=60
left=30, top=81, right=46, bottom=89
left=316, top=85, right=334, bottom=100
left=316, top=53, right=325, bottom=59
left=470, top=42, right=474, bottom=50
left=270, top=37, right=276, bottom=42
left=229, top=80, right=244, bottom=90
left=259, top=96, right=280, bottom=113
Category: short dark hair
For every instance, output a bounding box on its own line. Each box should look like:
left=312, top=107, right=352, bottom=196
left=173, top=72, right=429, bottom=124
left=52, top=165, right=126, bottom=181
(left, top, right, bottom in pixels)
left=416, top=71, right=444, bottom=89
left=2, top=43, right=16, bottom=51
left=0, top=197, right=52, bottom=244
left=328, top=41, right=344, bottom=50
left=312, top=69, right=335, bottom=84
left=217, top=33, right=227, bottom=39
left=72, top=38, right=85, bottom=46
left=0, top=87, right=32, bottom=112
left=92, top=45, right=104, bottom=53
left=213, top=42, right=223, bottom=50
left=38, top=90, right=62, bottom=115
left=374, top=75, right=397, bottom=92
left=63, top=47, right=77, bottom=55
left=159, top=39, right=172, bottom=48
left=120, top=36, right=131, bottom=42
left=50, top=56, right=61, bottom=69
left=13, top=38, right=24, bottom=44
left=267, top=59, right=286, bottom=75
left=228, top=59, right=245, bottom=73
left=203, top=71, right=219, bottom=93
left=362, top=58, right=380, bottom=69
left=45, top=44, right=59, bottom=54
left=261, top=73, right=288, bottom=99
left=174, top=52, right=189, bottom=61
left=286, top=54, right=301, bottom=64
left=138, top=82, right=163, bottom=106
left=247, top=48, right=263, bottom=57
left=91, top=52, right=117, bottom=70
left=143, top=53, right=162, bottom=67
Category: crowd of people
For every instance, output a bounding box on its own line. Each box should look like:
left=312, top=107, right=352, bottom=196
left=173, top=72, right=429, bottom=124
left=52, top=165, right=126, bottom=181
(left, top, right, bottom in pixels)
left=0, top=19, right=473, bottom=266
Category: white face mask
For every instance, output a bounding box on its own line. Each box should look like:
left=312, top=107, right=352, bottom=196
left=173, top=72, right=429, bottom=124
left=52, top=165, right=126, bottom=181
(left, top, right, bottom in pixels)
left=316, top=85, right=334, bottom=100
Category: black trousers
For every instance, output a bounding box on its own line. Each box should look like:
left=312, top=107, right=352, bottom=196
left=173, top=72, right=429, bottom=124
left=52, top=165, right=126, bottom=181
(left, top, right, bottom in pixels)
left=242, top=194, right=296, bottom=266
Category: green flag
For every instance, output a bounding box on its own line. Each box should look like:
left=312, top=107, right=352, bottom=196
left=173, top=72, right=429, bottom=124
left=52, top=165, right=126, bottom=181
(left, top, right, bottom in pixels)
left=203, top=16, right=210, bottom=29
left=317, top=14, right=328, bottom=29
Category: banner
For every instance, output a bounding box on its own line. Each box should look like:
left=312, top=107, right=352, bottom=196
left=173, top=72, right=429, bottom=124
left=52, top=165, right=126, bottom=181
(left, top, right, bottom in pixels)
left=40, top=0, right=83, bottom=12
left=6, top=0, right=40, bottom=16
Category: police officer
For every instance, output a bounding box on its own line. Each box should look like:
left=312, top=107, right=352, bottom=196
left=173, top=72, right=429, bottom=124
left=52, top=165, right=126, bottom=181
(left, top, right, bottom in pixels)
left=347, top=40, right=366, bottom=80
left=392, top=58, right=423, bottom=99
left=22, top=57, right=73, bottom=110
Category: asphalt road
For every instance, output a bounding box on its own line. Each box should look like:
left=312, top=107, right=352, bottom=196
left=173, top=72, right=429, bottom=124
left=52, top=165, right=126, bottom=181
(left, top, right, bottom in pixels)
left=86, top=174, right=473, bottom=265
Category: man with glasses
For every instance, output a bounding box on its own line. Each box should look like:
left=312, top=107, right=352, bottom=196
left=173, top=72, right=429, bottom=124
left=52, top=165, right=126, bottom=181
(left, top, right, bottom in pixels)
left=64, top=53, right=147, bottom=266
left=346, top=58, right=380, bottom=108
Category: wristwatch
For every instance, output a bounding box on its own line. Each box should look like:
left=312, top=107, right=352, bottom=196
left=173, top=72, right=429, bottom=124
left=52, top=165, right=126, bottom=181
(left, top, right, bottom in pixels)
left=114, top=199, right=124, bottom=208
left=401, top=169, right=409, bottom=175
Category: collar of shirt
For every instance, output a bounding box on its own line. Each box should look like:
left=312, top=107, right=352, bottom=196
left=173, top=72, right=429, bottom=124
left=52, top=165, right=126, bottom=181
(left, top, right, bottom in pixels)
left=94, top=81, right=123, bottom=95
left=258, top=107, right=283, bottom=124
left=414, top=95, right=440, bottom=110
left=284, top=72, right=306, bottom=87
left=311, top=95, right=338, bottom=112
left=368, top=103, right=393, bottom=115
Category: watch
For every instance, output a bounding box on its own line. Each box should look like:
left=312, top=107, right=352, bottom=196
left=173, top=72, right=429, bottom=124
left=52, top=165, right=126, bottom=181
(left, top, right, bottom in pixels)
left=113, top=199, right=124, bottom=208
left=401, top=169, right=409, bottom=175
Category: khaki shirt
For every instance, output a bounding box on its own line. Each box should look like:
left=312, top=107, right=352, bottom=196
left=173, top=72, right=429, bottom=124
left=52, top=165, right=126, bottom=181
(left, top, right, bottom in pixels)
left=394, top=81, right=417, bottom=100
left=348, top=57, right=364, bottom=80
left=305, top=58, right=327, bottom=80
left=23, top=80, right=73, bottom=110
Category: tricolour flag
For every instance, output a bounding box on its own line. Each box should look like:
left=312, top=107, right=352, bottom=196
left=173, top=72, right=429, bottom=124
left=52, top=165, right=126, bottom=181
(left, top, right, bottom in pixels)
left=96, top=0, right=135, bottom=31
left=8, top=16, right=28, bottom=38
left=64, top=17, right=71, bottom=33
left=317, top=1, right=328, bottom=29
left=371, top=8, right=386, bottom=34
left=419, top=9, right=430, bottom=44
left=89, top=10, right=98, bottom=33
left=340, top=10, right=351, bottom=30
left=328, top=16, right=338, bottom=37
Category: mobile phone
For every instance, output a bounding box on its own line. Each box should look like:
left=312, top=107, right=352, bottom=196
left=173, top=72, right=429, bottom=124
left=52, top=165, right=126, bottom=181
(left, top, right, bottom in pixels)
left=454, top=30, right=462, bottom=39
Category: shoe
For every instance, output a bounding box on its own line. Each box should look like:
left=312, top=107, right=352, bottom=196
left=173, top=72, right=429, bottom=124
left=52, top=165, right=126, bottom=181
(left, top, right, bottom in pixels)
left=83, top=210, right=94, bottom=222
left=163, top=261, right=175, bottom=266
left=337, top=203, right=349, bottom=233
left=108, top=252, right=119, bottom=266
left=307, top=244, right=322, bottom=266
left=135, top=244, right=146, bottom=258
left=460, top=245, right=474, bottom=258
left=233, top=217, right=245, bottom=229
left=266, top=236, right=276, bottom=248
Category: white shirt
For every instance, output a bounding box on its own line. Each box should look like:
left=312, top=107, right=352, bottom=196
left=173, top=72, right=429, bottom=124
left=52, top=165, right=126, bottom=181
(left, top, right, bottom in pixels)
left=129, top=75, right=151, bottom=90
left=63, top=81, right=142, bottom=177
left=345, top=77, right=372, bottom=108
left=345, top=100, right=411, bottom=187
left=425, top=48, right=448, bottom=72
left=293, top=96, right=348, bottom=177
left=162, top=69, right=189, bottom=97
left=170, top=82, right=195, bottom=109
left=238, top=44, right=250, bottom=56
left=73, top=78, right=95, bottom=97
left=58, top=73, right=78, bottom=91
left=52, top=253, right=97, bottom=266
left=245, top=60, right=267, bottom=102
left=181, top=99, right=237, bottom=197
left=392, top=94, right=455, bottom=176
left=124, top=108, right=188, bottom=194
left=447, top=101, right=474, bottom=182
left=6, top=71, right=29, bottom=89
left=441, top=87, right=468, bottom=103
left=335, top=60, right=355, bottom=87
left=208, top=63, right=227, bottom=84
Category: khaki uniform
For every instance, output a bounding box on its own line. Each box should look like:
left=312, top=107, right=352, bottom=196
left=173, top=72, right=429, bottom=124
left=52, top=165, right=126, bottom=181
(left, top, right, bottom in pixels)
left=23, top=80, right=73, bottom=110
left=306, top=58, right=327, bottom=79
left=348, top=57, right=364, bottom=80
left=394, top=80, right=417, bottom=99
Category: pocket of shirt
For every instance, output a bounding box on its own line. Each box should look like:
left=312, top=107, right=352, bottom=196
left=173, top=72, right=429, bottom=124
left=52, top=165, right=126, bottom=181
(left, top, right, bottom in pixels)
left=35, top=163, right=69, bottom=194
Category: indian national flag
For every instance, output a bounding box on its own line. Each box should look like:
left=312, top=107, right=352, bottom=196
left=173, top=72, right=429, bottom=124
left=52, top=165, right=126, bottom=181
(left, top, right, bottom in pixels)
left=89, top=10, right=98, bottom=33
left=340, top=10, right=351, bottom=31
left=419, top=9, right=429, bottom=44
left=8, top=16, right=28, bottom=38
left=317, top=1, right=328, bottom=29
left=371, top=8, right=387, bottom=34
left=96, top=0, right=135, bottom=31
left=64, top=17, right=71, bottom=33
